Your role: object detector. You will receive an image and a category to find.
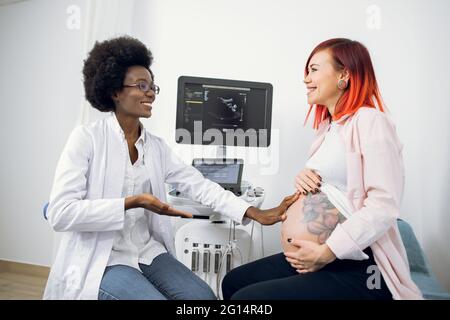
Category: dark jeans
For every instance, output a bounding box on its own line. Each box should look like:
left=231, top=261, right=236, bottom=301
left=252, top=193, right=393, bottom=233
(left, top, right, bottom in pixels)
left=222, top=248, right=392, bottom=300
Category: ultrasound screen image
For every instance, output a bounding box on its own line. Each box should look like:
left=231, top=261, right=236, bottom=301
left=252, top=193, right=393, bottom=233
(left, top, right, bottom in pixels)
left=176, top=77, right=272, bottom=146
left=203, top=87, right=247, bottom=129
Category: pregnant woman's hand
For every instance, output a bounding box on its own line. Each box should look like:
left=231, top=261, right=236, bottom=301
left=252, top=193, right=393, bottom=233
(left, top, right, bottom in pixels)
left=245, top=192, right=300, bottom=225
left=125, top=193, right=193, bottom=218
left=284, top=239, right=336, bottom=273
left=294, top=168, right=322, bottom=195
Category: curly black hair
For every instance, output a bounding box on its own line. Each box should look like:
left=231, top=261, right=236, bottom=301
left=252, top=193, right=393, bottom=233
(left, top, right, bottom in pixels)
left=82, top=36, right=153, bottom=112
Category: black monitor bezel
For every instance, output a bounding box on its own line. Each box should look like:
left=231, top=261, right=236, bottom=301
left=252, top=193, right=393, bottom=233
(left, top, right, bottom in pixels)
left=176, top=76, right=273, bottom=147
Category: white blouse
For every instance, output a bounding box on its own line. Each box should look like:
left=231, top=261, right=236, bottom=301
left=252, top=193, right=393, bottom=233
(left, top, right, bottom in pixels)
left=305, top=121, right=354, bottom=219
left=107, top=125, right=166, bottom=269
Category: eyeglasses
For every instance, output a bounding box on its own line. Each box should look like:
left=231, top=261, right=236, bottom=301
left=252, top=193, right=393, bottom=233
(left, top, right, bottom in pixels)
left=123, top=81, right=160, bottom=94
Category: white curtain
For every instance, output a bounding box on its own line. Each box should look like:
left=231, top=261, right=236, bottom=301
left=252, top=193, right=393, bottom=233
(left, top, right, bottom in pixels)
left=76, top=0, right=136, bottom=126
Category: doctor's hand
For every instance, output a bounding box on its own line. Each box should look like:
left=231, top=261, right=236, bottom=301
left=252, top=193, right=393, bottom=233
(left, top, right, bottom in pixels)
left=284, top=239, right=336, bottom=273
left=125, top=193, right=193, bottom=218
left=245, top=192, right=300, bottom=225
left=295, top=168, right=322, bottom=195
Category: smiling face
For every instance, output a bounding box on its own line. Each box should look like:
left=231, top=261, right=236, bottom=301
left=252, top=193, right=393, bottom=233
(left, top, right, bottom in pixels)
left=304, top=49, right=348, bottom=113
left=112, top=65, right=155, bottom=118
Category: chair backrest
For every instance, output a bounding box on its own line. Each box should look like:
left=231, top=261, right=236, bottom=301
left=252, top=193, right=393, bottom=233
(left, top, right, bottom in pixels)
left=397, top=219, right=429, bottom=274
left=43, top=202, right=49, bottom=220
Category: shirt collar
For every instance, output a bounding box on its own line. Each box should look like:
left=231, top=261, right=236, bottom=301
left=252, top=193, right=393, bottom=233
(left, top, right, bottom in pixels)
left=109, top=113, right=146, bottom=142
left=109, top=113, right=149, bottom=166
left=316, top=113, right=352, bottom=136
left=334, top=113, right=351, bottom=124
left=136, top=122, right=146, bottom=146
left=108, top=112, right=123, bottom=135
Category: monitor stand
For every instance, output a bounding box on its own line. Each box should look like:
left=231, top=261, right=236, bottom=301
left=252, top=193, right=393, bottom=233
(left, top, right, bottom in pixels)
left=215, top=145, right=236, bottom=165
left=216, top=145, right=227, bottom=159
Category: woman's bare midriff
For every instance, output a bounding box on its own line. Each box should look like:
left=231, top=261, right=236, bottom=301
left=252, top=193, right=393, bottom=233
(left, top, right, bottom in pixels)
left=281, top=192, right=346, bottom=252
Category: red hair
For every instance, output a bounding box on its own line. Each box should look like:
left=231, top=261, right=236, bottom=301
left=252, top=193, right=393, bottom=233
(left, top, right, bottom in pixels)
left=304, top=38, right=385, bottom=129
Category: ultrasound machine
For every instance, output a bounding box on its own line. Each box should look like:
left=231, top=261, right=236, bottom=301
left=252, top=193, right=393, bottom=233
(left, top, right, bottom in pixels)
left=168, top=76, right=273, bottom=297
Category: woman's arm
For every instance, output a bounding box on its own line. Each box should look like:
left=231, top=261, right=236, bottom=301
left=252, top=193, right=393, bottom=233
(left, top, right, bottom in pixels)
left=47, top=126, right=125, bottom=232
left=161, top=141, right=250, bottom=224
left=242, top=193, right=299, bottom=225
left=326, top=111, right=404, bottom=260
left=161, top=139, right=297, bottom=225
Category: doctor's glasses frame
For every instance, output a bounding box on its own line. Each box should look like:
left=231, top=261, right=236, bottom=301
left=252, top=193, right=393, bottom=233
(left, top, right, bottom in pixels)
left=123, top=81, right=160, bottom=95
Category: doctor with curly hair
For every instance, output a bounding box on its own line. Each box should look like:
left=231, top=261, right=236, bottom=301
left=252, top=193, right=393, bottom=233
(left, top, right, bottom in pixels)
left=43, top=36, right=298, bottom=300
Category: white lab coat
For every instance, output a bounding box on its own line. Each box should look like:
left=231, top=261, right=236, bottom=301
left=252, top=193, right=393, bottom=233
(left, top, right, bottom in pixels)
left=43, top=114, right=251, bottom=300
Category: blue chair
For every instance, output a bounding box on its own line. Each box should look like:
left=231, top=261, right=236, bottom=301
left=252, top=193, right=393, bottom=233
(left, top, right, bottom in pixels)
left=43, top=202, right=49, bottom=220
left=397, top=219, right=450, bottom=299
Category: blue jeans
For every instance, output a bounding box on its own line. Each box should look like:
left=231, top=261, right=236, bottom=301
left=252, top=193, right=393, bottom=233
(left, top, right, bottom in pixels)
left=98, top=252, right=216, bottom=300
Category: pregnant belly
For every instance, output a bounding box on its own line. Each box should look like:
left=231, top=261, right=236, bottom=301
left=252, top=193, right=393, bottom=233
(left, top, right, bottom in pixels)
left=281, top=192, right=346, bottom=253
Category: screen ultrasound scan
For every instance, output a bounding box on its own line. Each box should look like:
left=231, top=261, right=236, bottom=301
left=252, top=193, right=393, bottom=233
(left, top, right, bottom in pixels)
left=176, top=76, right=273, bottom=147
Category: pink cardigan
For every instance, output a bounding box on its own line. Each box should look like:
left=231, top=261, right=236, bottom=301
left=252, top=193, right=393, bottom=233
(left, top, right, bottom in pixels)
left=309, top=107, right=423, bottom=300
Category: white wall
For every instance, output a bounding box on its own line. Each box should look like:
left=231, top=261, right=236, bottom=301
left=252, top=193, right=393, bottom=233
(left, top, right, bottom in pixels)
left=1, top=0, right=449, bottom=292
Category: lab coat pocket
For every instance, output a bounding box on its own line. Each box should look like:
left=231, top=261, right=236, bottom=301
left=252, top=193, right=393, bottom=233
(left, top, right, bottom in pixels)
left=346, top=152, right=365, bottom=199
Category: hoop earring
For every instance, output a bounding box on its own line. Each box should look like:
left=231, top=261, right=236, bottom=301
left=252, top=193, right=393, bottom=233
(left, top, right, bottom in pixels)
left=338, top=80, right=348, bottom=90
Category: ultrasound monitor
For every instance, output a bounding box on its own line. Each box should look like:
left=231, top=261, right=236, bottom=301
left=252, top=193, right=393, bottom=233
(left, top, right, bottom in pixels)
left=176, top=76, right=273, bottom=147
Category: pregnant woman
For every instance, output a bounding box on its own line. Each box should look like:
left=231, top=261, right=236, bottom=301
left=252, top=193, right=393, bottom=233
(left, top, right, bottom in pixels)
left=221, top=38, right=423, bottom=300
